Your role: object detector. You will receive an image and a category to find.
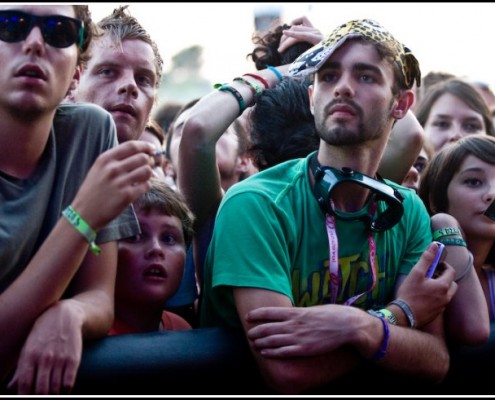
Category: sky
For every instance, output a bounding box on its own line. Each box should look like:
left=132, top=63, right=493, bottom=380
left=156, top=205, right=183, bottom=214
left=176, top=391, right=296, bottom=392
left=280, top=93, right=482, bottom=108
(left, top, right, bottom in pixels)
left=88, top=2, right=495, bottom=92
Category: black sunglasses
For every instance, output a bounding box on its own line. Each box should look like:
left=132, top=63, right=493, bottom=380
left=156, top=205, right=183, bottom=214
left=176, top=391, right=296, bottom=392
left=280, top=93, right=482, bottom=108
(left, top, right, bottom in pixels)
left=310, top=154, right=404, bottom=232
left=0, top=10, right=84, bottom=48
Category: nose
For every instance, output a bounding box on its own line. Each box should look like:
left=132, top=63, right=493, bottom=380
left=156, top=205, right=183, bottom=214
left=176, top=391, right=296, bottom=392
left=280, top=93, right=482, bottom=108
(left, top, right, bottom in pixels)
left=118, top=72, right=138, bottom=98
left=22, top=26, right=45, bottom=55
left=145, top=236, right=165, bottom=259
left=484, top=183, right=495, bottom=204
left=447, top=123, right=463, bottom=143
left=333, top=73, right=354, bottom=98
left=402, top=166, right=420, bottom=192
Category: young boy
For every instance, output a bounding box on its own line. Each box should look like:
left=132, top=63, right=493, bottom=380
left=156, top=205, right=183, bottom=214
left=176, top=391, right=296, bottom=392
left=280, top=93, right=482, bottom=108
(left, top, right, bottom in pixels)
left=109, top=178, right=195, bottom=334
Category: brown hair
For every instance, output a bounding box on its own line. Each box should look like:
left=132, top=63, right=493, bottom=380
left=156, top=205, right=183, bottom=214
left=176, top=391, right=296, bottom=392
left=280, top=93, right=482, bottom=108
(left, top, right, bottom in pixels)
left=93, top=5, right=163, bottom=85
left=419, top=133, right=495, bottom=215
left=415, top=78, right=494, bottom=136
left=134, top=178, right=195, bottom=248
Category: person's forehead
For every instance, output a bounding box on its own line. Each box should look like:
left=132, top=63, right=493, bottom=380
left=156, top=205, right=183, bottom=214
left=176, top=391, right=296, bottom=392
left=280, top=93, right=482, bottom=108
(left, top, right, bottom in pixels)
left=0, top=4, right=76, bottom=18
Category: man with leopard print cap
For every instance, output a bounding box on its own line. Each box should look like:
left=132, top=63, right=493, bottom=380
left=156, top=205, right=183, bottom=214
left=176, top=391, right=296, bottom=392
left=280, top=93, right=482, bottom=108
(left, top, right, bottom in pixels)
left=289, top=18, right=421, bottom=90
left=199, top=18, right=465, bottom=394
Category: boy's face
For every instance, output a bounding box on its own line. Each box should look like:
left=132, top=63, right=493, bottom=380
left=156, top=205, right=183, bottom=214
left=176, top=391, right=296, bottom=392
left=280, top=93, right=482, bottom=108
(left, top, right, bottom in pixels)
left=116, top=209, right=186, bottom=307
left=0, top=5, right=80, bottom=116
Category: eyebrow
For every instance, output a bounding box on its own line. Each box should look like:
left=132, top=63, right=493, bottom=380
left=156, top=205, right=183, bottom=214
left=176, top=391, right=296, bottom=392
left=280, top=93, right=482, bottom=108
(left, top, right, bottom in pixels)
left=322, top=60, right=382, bottom=73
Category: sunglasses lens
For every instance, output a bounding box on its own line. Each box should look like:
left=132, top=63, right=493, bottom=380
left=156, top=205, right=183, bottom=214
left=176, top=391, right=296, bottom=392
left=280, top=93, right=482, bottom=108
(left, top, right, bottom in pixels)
left=0, top=11, right=81, bottom=48
left=42, top=16, right=80, bottom=48
left=0, top=11, right=30, bottom=42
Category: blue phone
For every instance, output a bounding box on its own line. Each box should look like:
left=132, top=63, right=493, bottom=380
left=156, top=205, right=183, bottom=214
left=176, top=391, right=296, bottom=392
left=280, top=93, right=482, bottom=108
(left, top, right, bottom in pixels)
left=426, top=241, right=447, bottom=279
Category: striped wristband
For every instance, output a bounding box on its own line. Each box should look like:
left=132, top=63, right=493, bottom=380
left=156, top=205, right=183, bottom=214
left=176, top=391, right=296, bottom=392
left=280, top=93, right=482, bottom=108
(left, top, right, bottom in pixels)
left=388, top=299, right=416, bottom=329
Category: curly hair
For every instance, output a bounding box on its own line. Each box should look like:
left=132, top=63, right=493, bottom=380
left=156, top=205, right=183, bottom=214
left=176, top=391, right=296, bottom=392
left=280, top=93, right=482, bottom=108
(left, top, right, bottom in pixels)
left=247, top=23, right=314, bottom=70
left=248, top=76, right=319, bottom=170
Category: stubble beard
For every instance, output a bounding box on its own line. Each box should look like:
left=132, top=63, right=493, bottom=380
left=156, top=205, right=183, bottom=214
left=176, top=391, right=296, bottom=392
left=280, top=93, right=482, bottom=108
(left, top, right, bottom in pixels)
left=315, top=101, right=393, bottom=146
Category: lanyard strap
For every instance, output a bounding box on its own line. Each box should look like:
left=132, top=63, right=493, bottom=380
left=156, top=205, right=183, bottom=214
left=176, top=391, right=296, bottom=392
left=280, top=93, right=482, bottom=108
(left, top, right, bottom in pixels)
left=325, top=201, right=377, bottom=305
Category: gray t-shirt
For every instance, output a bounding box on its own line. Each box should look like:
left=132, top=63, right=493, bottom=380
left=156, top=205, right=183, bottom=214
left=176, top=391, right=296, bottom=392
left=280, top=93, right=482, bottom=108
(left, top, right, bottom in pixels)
left=0, top=102, right=140, bottom=293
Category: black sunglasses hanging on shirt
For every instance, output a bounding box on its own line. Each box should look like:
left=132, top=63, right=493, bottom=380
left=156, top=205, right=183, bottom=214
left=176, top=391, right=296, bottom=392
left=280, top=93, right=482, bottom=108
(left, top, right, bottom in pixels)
left=310, top=153, right=404, bottom=232
left=0, top=10, right=85, bottom=48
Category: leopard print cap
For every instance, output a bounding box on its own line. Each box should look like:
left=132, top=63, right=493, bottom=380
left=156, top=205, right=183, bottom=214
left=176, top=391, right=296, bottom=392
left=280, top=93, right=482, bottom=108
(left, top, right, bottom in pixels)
left=288, top=19, right=421, bottom=89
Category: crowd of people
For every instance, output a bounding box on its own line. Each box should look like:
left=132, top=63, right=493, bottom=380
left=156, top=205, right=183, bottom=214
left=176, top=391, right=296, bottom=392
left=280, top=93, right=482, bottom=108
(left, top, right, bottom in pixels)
left=1, top=4, right=495, bottom=395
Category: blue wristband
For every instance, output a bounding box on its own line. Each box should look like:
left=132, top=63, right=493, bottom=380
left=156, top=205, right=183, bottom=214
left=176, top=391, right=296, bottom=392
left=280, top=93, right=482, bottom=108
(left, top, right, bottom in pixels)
left=372, top=316, right=390, bottom=361
left=266, top=65, right=283, bottom=81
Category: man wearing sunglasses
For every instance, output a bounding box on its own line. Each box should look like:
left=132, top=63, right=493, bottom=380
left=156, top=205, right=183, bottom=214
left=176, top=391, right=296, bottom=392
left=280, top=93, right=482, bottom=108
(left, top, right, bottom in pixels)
left=0, top=5, right=158, bottom=395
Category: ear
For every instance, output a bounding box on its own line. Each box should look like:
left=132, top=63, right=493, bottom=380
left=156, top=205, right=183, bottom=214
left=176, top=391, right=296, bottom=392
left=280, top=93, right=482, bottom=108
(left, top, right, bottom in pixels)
left=309, top=84, right=315, bottom=115
left=236, top=154, right=252, bottom=176
left=392, top=89, right=414, bottom=120
left=65, top=65, right=81, bottom=102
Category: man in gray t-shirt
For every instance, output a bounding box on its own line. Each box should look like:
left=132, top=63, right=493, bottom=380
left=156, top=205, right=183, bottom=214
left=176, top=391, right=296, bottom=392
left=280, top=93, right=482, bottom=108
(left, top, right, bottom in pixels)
left=0, top=5, right=158, bottom=395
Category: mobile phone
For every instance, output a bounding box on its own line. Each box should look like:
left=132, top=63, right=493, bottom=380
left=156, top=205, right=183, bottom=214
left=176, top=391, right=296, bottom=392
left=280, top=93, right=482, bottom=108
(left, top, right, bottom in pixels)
left=426, top=241, right=447, bottom=279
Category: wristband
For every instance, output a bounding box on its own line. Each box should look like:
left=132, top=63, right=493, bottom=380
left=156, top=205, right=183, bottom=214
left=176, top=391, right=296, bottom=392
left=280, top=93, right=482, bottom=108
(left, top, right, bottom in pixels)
left=432, top=227, right=462, bottom=241
left=242, top=73, right=269, bottom=89
left=218, top=84, right=246, bottom=115
left=62, top=205, right=101, bottom=255
left=437, top=237, right=467, bottom=247
left=455, top=251, right=474, bottom=282
left=266, top=65, right=283, bottom=81
left=388, top=299, right=416, bottom=328
left=377, top=308, right=398, bottom=325
left=370, top=315, right=389, bottom=361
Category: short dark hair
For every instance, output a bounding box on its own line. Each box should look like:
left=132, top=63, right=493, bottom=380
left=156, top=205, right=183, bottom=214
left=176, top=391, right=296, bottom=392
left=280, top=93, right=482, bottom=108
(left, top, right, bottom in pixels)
left=248, top=77, right=319, bottom=170
left=134, top=178, right=195, bottom=249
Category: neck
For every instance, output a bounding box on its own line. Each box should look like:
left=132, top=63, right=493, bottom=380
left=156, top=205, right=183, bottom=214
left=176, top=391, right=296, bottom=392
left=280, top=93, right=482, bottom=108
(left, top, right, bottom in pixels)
left=0, top=109, right=55, bottom=179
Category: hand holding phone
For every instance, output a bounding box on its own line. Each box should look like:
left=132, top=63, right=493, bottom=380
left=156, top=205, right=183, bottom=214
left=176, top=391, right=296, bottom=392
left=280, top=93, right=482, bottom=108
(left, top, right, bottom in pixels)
left=426, top=241, right=447, bottom=279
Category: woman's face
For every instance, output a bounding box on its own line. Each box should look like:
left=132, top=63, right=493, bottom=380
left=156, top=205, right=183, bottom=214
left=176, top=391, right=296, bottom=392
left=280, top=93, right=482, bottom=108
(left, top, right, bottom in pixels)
left=447, top=154, right=495, bottom=240
left=424, top=93, right=486, bottom=152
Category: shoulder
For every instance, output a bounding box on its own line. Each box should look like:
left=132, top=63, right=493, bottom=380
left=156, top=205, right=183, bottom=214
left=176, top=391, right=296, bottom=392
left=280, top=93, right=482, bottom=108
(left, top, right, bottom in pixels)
left=162, top=311, right=192, bottom=331
left=54, top=102, right=116, bottom=143
left=226, top=156, right=310, bottom=199
left=55, top=102, right=113, bottom=121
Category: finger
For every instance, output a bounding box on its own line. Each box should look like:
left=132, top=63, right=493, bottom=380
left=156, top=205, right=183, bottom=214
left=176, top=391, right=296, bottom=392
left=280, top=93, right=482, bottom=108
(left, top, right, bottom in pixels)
left=289, top=15, right=313, bottom=27
left=246, top=307, right=292, bottom=323
left=416, top=242, right=441, bottom=275
left=12, top=362, right=36, bottom=395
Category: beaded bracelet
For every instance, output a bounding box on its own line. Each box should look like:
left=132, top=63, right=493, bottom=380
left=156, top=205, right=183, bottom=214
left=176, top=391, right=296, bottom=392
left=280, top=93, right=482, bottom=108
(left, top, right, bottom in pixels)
left=371, top=315, right=390, bottom=361
left=218, top=84, right=246, bottom=115
left=388, top=299, right=416, bottom=329
left=233, top=76, right=263, bottom=104
left=242, top=73, right=269, bottom=89
left=433, top=227, right=462, bottom=241
left=455, top=251, right=474, bottom=282
left=62, top=205, right=101, bottom=255
left=266, top=65, right=283, bottom=81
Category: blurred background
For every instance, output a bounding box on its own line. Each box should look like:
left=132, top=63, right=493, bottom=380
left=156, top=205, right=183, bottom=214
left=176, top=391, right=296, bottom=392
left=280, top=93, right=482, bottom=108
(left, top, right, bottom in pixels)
left=89, top=2, right=495, bottom=109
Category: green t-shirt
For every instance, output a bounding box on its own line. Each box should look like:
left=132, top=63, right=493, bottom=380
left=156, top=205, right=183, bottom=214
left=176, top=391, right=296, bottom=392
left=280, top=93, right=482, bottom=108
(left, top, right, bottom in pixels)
left=200, top=153, right=432, bottom=328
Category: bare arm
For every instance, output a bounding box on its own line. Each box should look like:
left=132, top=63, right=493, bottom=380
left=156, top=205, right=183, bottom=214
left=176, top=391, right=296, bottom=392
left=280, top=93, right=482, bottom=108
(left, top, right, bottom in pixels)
left=0, top=140, right=155, bottom=392
left=237, top=286, right=449, bottom=395
left=378, top=110, right=424, bottom=184
left=431, top=213, right=490, bottom=345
